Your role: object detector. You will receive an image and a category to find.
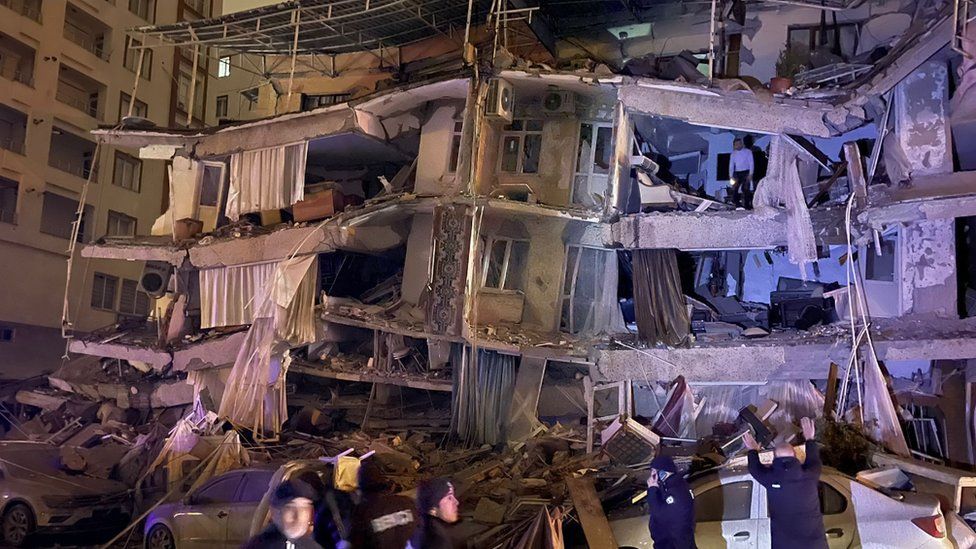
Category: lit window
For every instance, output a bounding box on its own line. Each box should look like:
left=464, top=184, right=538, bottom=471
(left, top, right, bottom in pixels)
left=218, top=56, right=231, bottom=78
left=499, top=119, right=543, bottom=174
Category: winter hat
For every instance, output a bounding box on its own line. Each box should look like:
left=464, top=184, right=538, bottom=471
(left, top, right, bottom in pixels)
left=650, top=455, right=678, bottom=474
left=416, top=477, right=454, bottom=514
left=358, top=459, right=390, bottom=493
left=271, top=479, right=318, bottom=508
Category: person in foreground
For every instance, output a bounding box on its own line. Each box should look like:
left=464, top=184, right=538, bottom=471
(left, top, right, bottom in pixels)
left=348, top=460, right=417, bottom=549
left=743, top=416, right=827, bottom=549
left=407, top=477, right=462, bottom=549
left=646, top=454, right=697, bottom=549
left=243, top=479, right=323, bottom=549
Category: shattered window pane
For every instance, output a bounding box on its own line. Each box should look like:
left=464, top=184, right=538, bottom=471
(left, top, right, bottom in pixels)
left=594, top=126, right=613, bottom=174
left=200, top=164, right=223, bottom=207
left=866, top=236, right=895, bottom=282
left=484, top=239, right=507, bottom=288
left=523, top=134, right=541, bottom=174
left=695, top=481, right=752, bottom=522
left=503, top=240, right=529, bottom=292
left=501, top=136, right=520, bottom=172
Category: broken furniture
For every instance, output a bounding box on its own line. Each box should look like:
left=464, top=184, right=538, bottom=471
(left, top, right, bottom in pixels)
left=601, top=416, right=661, bottom=465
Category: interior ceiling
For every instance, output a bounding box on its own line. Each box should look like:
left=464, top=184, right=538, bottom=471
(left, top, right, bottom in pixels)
left=306, top=132, right=410, bottom=168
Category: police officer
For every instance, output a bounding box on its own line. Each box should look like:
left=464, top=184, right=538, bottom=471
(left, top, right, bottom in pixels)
left=743, top=417, right=827, bottom=549
left=348, top=460, right=417, bottom=549
left=646, top=455, right=697, bottom=549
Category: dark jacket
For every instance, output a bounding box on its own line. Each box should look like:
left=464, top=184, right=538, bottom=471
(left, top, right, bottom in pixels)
left=647, top=473, right=697, bottom=549
left=349, top=492, right=417, bottom=549
left=407, top=515, right=461, bottom=549
left=241, top=524, right=323, bottom=549
left=747, top=440, right=827, bottom=549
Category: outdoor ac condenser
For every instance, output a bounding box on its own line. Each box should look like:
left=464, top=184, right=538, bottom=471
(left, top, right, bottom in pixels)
left=139, top=261, right=173, bottom=298
left=542, top=89, right=575, bottom=115
left=485, top=78, right=514, bottom=123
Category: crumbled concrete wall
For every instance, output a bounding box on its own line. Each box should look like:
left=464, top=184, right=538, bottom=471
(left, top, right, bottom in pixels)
left=151, top=155, right=201, bottom=236
left=415, top=103, right=464, bottom=195
left=901, top=219, right=957, bottom=317
left=401, top=213, right=434, bottom=306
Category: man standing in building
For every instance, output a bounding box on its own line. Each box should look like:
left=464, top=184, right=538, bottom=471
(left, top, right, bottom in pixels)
left=646, top=455, right=697, bottom=549
left=743, top=417, right=827, bottom=549
left=728, top=137, right=755, bottom=208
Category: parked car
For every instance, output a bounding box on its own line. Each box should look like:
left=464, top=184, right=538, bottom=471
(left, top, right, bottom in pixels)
left=0, top=441, right=132, bottom=547
left=608, top=465, right=959, bottom=548
left=145, top=460, right=336, bottom=549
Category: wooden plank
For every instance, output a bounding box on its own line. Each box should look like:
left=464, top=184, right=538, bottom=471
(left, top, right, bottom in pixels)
left=844, top=141, right=867, bottom=207
left=566, top=476, right=618, bottom=549
left=15, top=390, right=68, bottom=411
left=824, top=362, right=839, bottom=419
left=506, top=356, right=547, bottom=442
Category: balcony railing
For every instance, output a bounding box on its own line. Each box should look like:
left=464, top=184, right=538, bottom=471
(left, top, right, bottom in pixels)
left=64, top=26, right=107, bottom=60
left=0, top=0, right=41, bottom=22
left=0, top=66, right=34, bottom=87
left=56, top=88, right=99, bottom=118
left=0, top=137, right=26, bottom=155
left=50, top=156, right=96, bottom=179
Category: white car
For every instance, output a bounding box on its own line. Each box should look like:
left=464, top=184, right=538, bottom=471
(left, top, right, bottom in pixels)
left=609, top=466, right=961, bottom=548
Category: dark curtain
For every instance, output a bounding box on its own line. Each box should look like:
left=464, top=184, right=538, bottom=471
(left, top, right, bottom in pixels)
left=451, top=347, right=517, bottom=446
left=632, top=249, right=691, bottom=346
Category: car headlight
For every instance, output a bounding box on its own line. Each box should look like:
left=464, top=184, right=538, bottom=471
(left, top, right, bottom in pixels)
left=41, top=495, right=76, bottom=509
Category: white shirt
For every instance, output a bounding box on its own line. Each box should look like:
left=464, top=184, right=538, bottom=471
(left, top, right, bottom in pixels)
left=729, top=148, right=754, bottom=174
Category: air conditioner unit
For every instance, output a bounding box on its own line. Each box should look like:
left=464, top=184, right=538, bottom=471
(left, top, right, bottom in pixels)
left=139, top=261, right=173, bottom=298
left=485, top=78, right=514, bottom=122
left=542, top=89, right=575, bottom=115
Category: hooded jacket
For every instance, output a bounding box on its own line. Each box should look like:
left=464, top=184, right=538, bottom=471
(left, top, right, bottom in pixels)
left=646, top=456, right=697, bottom=549
left=747, top=440, right=827, bottom=549
left=406, top=515, right=462, bottom=549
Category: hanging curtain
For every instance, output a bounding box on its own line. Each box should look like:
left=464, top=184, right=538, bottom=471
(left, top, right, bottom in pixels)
left=579, top=249, right=628, bottom=336
left=226, top=142, right=308, bottom=220
left=632, top=249, right=690, bottom=346
left=199, top=262, right=277, bottom=329
left=753, top=136, right=817, bottom=271
left=451, top=347, right=516, bottom=445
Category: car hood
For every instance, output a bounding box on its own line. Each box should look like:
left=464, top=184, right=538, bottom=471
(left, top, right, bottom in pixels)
left=10, top=470, right=129, bottom=497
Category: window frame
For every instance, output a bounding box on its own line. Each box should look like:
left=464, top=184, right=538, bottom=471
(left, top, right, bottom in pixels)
left=112, top=152, right=142, bottom=193
left=498, top=118, right=544, bottom=175
left=215, top=94, right=228, bottom=119
left=481, top=236, right=529, bottom=292
left=91, top=272, right=119, bottom=311
left=40, top=191, right=91, bottom=242
left=119, top=92, right=148, bottom=121
left=191, top=472, right=243, bottom=505
left=217, top=55, right=231, bottom=78
left=123, top=38, right=152, bottom=80
left=128, top=0, right=155, bottom=22
left=106, top=209, right=137, bottom=237
left=447, top=119, right=463, bottom=174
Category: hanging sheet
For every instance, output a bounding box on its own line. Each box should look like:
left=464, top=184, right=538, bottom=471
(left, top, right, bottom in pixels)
left=693, top=381, right=824, bottom=440
left=753, top=136, right=817, bottom=272
left=451, top=347, right=517, bottom=445
left=861, top=352, right=911, bottom=457
left=653, top=375, right=697, bottom=439
left=632, top=249, right=690, bottom=346
left=226, top=142, right=308, bottom=220
left=581, top=249, right=628, bottom=336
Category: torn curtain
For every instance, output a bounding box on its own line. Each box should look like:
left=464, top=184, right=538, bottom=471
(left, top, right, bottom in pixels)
left=861, top=353, right=911, bottom=457
left=753, top=136, right=817, bottom=271
left=216, top=256, right=318, bottom=436
left=632, top=249, right=690, bottom=346
left=226, top=142, right=308, bottom=220
left=199, top=261, right=277, bottom=329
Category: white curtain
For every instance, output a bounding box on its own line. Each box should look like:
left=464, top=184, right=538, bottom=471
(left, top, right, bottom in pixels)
left=226, top=142, right=308, bottom=220
left=579, top=248, right=627, bottom=336
left=199, top=262, right=277, bottom=329
left=753, top=136, right=817, bottom=273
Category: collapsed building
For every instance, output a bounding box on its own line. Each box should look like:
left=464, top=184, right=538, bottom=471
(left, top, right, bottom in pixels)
left=11, top=0, right=976, bottom=543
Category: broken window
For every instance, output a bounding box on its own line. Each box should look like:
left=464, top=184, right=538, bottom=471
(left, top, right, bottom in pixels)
left=113, top=152, right=142, bottom=192
left=695, top=481, right=752, bottom=522
left=573, top=122, right=613, bottom=207
left=91, top=272, right=118, bottom=310
left=499, top=119, right=542, bottom=174
left=0, top=177, right=16, bottom=224
left=301, top=93, right=351, bottom=111
left=215, top=95, right=228, bottom=119
left=40, top=191, right=91, bottom=242
left=106, top=210, right=136, bottom=237
left=118, top=278, right=150, bottom=316
left=560, top=245, right=617, bottom=334
left=199, top=162, right=224, bottom=207
left=482, top=237, right=529, bottom=291
left=866, top=235, right=896, bottom=282
left=448, top=119, right=463, bottom=173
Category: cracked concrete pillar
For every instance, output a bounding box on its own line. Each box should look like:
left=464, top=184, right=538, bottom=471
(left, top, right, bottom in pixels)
left=894, top=60, right=957, bottom=317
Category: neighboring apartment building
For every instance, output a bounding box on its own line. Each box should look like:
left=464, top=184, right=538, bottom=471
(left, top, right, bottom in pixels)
left=0, top=0, right=219, bottom=379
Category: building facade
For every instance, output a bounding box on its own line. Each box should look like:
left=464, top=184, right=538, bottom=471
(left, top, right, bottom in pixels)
left=0, top=0, right=219, bottom=380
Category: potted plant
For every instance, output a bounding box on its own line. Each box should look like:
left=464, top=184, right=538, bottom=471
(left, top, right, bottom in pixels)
left=771, top=43, right=810, bottom=93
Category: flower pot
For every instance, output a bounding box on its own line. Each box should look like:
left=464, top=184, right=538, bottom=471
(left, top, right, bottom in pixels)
left=770, top=76, right=793, bottom=94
